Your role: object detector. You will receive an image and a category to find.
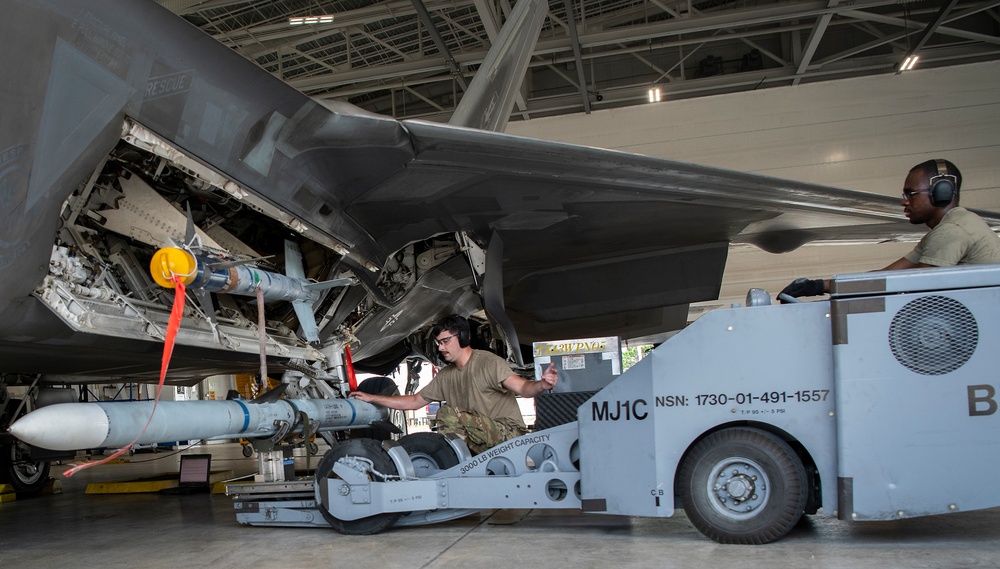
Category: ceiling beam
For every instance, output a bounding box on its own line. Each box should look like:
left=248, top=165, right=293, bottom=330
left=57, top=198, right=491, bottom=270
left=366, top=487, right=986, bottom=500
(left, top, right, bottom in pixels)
left=897, top=0, right=959, bottom=73
left=794, top=0, right=841, bottom=85
left=409, top=0, right=469, bottom=90
left=296, top=20, right=818, bottom=92
left=563, top=0, right=592, bottom=113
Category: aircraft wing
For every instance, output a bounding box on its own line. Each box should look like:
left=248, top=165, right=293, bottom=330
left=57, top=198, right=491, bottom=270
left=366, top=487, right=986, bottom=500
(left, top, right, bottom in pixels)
left=347, top=118, right=981, bottom=342
left=2, top=0, right=996, bottom=385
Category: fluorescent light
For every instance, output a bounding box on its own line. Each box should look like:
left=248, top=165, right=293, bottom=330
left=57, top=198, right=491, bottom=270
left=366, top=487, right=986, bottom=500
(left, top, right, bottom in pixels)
left=647, top=87, right=662, bottom=103
left=290, top=15, right=334, bottom=25
left=900, top=55, right=919, bottom=71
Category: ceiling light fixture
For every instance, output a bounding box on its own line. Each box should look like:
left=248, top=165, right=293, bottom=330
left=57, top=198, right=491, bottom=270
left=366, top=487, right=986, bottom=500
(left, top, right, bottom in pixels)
left=899, top=55, right=919, bottom=72
left=289, top=15, right=334, bottom=25
left=648, top=87, right=662, bottom=103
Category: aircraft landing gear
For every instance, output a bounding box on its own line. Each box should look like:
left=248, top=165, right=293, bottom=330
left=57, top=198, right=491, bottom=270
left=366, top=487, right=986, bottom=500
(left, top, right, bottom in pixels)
left=1, top=396, right=52, bottom=495
left=0, top=440, right=51, bottom=494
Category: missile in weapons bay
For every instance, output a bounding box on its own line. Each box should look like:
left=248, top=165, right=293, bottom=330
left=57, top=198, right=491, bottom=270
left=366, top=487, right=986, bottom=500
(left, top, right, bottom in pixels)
left=149, top=242, right=355, bottom=343
left=149, top=246, right=352, bottom=304
left=8, top=398, right=386, bottom=451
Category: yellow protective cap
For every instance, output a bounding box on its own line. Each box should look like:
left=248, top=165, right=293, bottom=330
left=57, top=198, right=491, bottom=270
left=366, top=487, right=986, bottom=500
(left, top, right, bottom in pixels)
left=149, top=247, right=197, bottom=288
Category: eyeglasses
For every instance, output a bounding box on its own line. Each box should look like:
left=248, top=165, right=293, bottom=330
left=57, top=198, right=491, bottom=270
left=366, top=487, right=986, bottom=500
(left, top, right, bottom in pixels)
left=901, top=189, right=929, bottom=200
left=434, top=334, right=457, bottom=347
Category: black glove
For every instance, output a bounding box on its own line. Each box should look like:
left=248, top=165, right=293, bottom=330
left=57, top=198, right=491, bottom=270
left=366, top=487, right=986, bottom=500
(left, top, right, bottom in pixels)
left=779, top=278, right=825, bottom=300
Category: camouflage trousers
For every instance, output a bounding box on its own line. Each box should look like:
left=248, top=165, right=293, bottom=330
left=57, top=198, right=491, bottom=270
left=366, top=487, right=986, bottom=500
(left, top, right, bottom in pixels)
left=433, top=404, right=528, bottom=455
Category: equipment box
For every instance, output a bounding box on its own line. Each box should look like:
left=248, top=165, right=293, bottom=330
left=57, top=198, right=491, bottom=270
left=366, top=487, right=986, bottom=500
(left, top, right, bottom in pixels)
left=532, top=337, right=622, bottom=429
left=532, top=336, right=622, bottom=393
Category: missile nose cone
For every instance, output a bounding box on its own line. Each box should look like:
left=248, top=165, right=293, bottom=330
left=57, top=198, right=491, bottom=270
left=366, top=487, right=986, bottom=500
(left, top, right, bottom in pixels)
left=8, top=404, right=110, bottom=451
left=150, top=247, right=197, bottom=288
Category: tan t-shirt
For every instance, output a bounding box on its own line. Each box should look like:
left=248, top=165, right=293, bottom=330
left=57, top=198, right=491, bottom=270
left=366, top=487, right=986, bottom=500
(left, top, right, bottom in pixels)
left=904, top=207, right=1000, bottom=266
left=418, top=350, right=525, bottom=428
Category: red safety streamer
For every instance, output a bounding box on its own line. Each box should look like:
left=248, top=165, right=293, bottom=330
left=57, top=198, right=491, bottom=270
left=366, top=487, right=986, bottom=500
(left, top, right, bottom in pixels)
left=65, top=276, right=187, bottom=476
left=344, top=345, right=358, bottom=392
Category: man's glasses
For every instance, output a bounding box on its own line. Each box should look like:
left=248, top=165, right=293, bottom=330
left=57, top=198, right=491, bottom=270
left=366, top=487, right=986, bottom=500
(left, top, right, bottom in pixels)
left=902, top=189, right=929, bottom=200
left=434, top=334, right=456, bottom=347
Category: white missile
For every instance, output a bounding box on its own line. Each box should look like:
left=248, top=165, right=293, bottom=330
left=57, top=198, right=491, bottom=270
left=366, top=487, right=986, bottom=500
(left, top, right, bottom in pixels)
left=8, top=398, right=386, bottom=451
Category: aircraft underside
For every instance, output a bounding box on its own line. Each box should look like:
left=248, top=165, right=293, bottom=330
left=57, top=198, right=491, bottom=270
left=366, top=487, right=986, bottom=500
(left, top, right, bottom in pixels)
left=0, top=119, right=491, bottom=387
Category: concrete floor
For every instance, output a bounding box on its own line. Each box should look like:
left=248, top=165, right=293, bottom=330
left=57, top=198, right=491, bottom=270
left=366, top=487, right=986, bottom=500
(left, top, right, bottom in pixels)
left=2, top=442, right=1000, bottom=569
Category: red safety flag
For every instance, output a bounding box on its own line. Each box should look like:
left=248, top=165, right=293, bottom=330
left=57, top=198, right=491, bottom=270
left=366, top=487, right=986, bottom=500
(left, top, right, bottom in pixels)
left=66, top=276, right=186, bottom=476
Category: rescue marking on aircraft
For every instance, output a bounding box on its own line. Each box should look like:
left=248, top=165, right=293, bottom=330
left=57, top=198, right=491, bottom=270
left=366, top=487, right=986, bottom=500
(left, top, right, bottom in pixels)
left=71, top=10, right=132, bottom=72
left=145, top=70, right=194, bottom=100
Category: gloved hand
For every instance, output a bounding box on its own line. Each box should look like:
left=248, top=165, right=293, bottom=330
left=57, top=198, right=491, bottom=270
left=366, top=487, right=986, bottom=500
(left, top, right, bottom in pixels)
left=779, top=278, right=826, bottom=301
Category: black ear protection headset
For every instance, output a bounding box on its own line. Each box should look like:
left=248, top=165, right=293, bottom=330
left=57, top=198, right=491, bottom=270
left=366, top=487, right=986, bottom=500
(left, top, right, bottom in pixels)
left=456, top=321, right=471, bottom=347
left=929, top=159, right=957, bottom=207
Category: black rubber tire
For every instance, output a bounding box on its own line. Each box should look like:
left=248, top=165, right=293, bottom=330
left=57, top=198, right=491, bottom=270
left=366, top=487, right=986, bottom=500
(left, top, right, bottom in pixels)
left=357, top=376, right=398, bottom=396
left=678, top=427, right=807, bottom=545
left=397, top=432, right=460, bottom=476
left=350, top=377, right=401, bottom=441
left=0, top=442, right=51, bottom=494
left=1, top=398, right=52, bottom=494
left=315, top=439, right=402, bottom=535
left=241, top=444, right=254, bottom=458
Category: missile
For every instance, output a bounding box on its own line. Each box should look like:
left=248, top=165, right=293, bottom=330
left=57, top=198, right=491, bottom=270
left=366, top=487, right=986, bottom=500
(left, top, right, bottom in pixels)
left=149, top=247, right=348, bottom=304
left=149, top=241, right=355, bottom=344
left=8, top=398, right=386, bottom=451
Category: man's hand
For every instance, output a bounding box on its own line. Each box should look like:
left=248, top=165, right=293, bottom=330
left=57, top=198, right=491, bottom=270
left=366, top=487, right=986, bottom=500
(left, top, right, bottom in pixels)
left=349, top=391, right=374, bottom=403
left=502, top=364, right=559, bottom=398
left=779, top=278, right=826, bottom=301
left=539, top=363, right=558, bottom=390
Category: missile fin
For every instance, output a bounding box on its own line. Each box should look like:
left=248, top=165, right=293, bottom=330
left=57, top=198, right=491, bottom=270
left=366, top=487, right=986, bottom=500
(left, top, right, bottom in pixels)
left=292, top=299, right=320, bottom=345
left=203, top=255, right=274, bottom=271
left=191, top=288, right=220, bottom=343
left=250, top=383, right=288, bottom=404
left=284, top=240, right=306, bottom=280
left=303, top=277, right=357, bottom=291
left=183, top=202, right=205, bottom=251
left=370, top=419, right=403, bottom=435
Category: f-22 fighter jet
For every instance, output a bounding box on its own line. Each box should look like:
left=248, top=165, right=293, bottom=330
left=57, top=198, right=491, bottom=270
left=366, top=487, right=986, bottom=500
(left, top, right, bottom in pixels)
left=2, top=0, right=989, bottom=492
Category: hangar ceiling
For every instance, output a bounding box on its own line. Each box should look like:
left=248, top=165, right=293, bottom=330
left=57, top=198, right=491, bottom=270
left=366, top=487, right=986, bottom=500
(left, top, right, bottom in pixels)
left=161, top=0, right=1000, bottom=123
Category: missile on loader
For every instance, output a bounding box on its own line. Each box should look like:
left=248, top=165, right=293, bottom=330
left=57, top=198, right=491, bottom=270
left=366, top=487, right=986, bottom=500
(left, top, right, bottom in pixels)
left=9, top=397, right=386, bottom=451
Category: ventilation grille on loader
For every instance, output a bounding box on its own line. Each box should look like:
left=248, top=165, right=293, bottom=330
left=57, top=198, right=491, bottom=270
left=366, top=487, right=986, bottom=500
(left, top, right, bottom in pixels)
left=535, top=391, right=597, bottom=430
left=888, top=295, right=978, bottom=376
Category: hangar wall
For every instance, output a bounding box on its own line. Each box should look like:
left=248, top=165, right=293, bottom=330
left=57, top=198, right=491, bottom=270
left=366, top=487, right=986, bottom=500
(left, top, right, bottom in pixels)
left=507, top=61, right=1000, bottom=314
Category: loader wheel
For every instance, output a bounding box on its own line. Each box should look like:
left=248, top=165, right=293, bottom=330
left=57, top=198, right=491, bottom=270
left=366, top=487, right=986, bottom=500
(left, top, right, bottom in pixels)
left=398, top=432, right=460, bottom=477
left=315, top=439, right=402, bottom=535
left=678, top=427, right=807, bottom=545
